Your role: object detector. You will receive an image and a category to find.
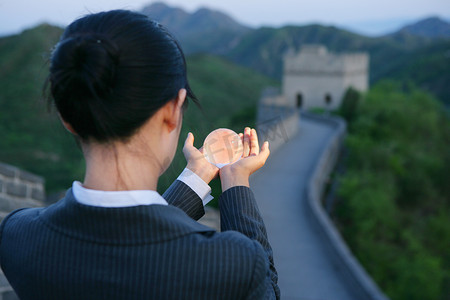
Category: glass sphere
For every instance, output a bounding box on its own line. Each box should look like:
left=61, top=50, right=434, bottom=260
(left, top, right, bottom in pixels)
left=203, top=128, right=243, bottom=167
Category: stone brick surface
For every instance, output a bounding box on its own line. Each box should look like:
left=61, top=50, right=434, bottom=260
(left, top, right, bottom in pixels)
left=198, top=207, right=220, bottom=231
left=0, top=197, right=12, bottom=212
left=283, top=45, right=369, bottom=110
left=1, top=290, right=19, bottom=300
left=6, top=183, right=27, bottom=198
left=0, top=270, right=17, bottom=300
left=0, top=164, right=45, bottom=300
left=0, top=164, right=15, bottom=178
left=0, top=273, right=9, bottom=286
left=0, top=212, right=8, bottom=222
left=18, top=170, right=44, bottom=184
left=31, top=188, right=45, bottom=201
left=7, top=199, right=37, bottom=211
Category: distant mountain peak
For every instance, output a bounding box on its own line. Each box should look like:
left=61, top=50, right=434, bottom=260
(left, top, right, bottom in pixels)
left=141, top=2, right=247, bottom=30
left=141, top=2, right=189, bottom=20
left=145, top=1, right=168, bottom=10
left=394, top=16, right=450, bottom=38
left=140, top=2, right=250, bottom=54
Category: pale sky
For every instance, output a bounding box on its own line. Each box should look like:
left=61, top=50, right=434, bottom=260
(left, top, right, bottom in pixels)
left=0, top=0, right=449, bottom=37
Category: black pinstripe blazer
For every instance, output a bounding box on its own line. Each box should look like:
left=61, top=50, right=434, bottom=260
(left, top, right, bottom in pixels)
left=0, top=180, right=279, bottom=299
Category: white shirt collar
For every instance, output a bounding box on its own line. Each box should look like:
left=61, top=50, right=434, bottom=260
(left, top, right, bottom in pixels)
left=72, top=181, right=168, bottom=208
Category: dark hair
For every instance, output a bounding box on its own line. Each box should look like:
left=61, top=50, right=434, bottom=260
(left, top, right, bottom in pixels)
left=48, top=10, right=198, bottom=142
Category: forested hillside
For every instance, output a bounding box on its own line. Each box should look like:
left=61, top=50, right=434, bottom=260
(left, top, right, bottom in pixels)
left=0, top=24, right=81, bottom=193
left=374, top=40, right=450, bottom=105
left=390, top=16, right=450, bottom=38
left=0, top=25, right=276, bottom=195
left=335, top=82, right=450, bottom=300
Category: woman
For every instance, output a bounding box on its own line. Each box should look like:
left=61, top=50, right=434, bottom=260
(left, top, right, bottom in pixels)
left=0, top=10, right=280, bottom=299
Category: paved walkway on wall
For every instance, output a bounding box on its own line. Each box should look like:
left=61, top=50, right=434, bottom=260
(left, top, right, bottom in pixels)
left=0, top=270, right=15, bottom=299
left=250, top=118, right=358, bottom=300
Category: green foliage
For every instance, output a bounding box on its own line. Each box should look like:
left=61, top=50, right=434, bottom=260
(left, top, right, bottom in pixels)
left=0, top=26, right=277, bottom=201
left=339, top=87, right=362, bottom=122
left=375, top=40, right=450, bottom=105
left=308, top=107, right=327, bottom=115
left=0, top=24, right=85, bottom=193
left=335, top=81, right=450, bottom=299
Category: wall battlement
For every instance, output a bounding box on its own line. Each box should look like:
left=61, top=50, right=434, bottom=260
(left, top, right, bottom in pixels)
left=285, top=48, right=368, bottom=75
left=0, top=163, right=45, bottom=221
left=256, top=87, right=300, bottom=153
left=0, top=163, right=44, bottom=299
left=283, top=44, right=369, bottom=110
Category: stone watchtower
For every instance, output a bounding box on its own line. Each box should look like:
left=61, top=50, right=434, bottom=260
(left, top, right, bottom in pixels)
left=283, top=45, right=369, bottom=110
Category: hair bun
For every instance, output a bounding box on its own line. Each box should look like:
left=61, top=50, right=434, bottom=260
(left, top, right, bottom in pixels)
left=48, top=10, right=197, bottom=142
left=50, top=33, right=119, bottom=101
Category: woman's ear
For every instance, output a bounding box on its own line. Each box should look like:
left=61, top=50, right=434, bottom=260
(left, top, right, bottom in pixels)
left=163, top=89, right=186, bottom=132
left=58, top=114, right=78, bottom=136
left=176, top=88, right=187, bottom=110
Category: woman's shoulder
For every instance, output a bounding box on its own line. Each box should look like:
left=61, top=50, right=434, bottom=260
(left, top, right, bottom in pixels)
left=189, top=227, right=264, bottom=259
left=1, top=206, right=41, bottom=227
left=0, top=207, right=43, bottom=246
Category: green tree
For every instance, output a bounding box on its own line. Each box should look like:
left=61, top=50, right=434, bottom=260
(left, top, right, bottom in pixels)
left=339, top=87, right=362, bottom=123
left=335, top=80, right=450, bottom=300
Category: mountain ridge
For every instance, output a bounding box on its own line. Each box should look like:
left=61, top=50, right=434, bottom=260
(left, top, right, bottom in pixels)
left=141, top=2, right=250, bottom=54
left=2, top=4, right=448, bottom=104
left=138, top=3, right=448, bottom=103
left=390, top=16, right=450, bottom=38
left=140, top=3, right=450, bottom=40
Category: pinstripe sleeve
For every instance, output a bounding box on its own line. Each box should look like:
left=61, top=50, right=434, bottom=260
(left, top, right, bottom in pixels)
left=0, top=208, right=26, bottom=248
left=162, top=180, right=205, bottom=221
left=219, top=186, right=280, bottom=299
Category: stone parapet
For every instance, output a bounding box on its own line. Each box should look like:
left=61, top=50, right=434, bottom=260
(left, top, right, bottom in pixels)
left=0, top=162, right=45, bottom=300
left=0, top=270, right=16, bottom=300
left=257, top=104, right=300, bottom=153
left=302, top=112, right=389, bottom=300
left=0, top=163, right=45, bottom=214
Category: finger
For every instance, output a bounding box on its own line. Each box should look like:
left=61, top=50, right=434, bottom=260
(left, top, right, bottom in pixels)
left=183, top=132, right=197, bottom=157
left=184, top=132, right=194, bottom=148
left=238, top=133, right=244, bottom=157
left=243, top=127, right=250, bottom=157
left=258, top=141, right=270, bottom=165
left=198, top=146, right=204, bottom=154
left=250, top=128, right=259, bottom=156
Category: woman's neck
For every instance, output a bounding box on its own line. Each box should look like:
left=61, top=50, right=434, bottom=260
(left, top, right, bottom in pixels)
left=81, top=141, right=161, bottom=191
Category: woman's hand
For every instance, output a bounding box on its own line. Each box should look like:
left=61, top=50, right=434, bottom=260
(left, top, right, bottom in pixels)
left=220, top=127, right=270, bottom=191
left=183, top=132, right=219, bottom=184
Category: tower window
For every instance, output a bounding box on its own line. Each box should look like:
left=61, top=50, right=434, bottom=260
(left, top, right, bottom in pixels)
left=296, top=93, right=303, bottom=108
left=325, top=93, right=332, bottom=105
